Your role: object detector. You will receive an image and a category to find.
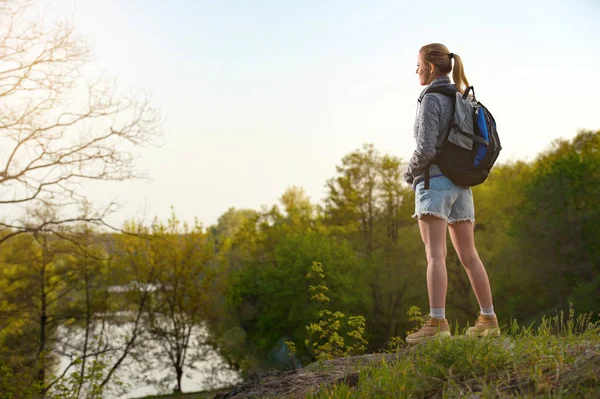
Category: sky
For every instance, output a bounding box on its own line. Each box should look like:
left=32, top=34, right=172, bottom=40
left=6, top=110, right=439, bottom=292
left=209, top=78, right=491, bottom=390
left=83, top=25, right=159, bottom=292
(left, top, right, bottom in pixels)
left=47, top=0, right=600, bottom=228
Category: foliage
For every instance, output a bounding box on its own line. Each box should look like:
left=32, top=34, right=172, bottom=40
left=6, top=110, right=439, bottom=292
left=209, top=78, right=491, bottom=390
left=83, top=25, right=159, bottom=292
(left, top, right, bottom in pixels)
left=405, top=306, right=428, bottom=336
left=323, top=144, right=424, bottom=348
left=0, top=361, right=40, bottom=399
left=313, top=306, right=600, bottom=398
left=300, top=262, right=368, bottom=362
left=0, top=358, right=106, bottom=399
left=113, top=212, right=222, bottom=393
left=512, top=131, right=600, bottom=316
left=49, top=359, right=106, bottom=399
left=222, top=195, right=369, bottom=369
left=2, top=127, right=600, bottom=391
left=217, top=132, right=600, bottom=373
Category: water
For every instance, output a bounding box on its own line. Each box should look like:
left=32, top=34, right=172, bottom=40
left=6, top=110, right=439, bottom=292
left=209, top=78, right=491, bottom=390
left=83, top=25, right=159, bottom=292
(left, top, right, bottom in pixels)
left=55, top=316, right=241, bottom=398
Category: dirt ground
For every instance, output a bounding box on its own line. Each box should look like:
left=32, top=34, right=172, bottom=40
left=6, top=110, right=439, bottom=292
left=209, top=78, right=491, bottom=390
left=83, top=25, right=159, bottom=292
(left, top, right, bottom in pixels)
left=212, top=353, right=401, bottom=399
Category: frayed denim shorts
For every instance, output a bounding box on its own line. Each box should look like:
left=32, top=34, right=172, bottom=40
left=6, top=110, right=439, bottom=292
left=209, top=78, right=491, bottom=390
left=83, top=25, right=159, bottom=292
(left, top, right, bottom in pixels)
left=413, top=175, right=475, bottom=224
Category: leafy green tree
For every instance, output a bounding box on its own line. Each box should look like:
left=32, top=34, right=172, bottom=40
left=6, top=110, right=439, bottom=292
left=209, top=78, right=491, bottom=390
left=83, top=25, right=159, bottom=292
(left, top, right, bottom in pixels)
left=146, top=215, right=219, bottom=393
left=111, top=213, right=221, bottom=393
left=323, top=144, right=424, bottom=348
left=220, top=188, right=367, bottom=369
left=0, top=221, right=75, bottom=396
left=212, top=209, right=259, bottom=242
left=512, top=130, right=600, bottom=317
left=227, top=230, right=366, bottom=369
left=302, top=261, right=368, bottom=361
left=469, top=161, right=533, bottom=322
left=0, top=210, right=113, bottom=397
left=324, top=144, right=381, bottom=256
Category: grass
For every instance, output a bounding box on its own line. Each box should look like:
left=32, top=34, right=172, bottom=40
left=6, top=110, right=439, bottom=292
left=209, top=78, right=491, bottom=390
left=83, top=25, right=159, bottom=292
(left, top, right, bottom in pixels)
left=310, top=307, right=600, bottom=398
left=135, top=307, right=600, bottom=399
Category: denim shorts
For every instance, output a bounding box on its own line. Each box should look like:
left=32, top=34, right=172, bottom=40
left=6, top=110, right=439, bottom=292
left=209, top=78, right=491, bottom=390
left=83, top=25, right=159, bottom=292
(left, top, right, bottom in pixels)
left=413, top=175, right=475, bottom=224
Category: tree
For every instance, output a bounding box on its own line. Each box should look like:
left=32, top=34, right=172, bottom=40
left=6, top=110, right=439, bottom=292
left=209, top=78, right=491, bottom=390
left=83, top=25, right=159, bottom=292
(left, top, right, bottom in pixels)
left=369, top=154, right=419, bottom=340
left=0, top=207, right=82, bottom=397
left=0, top=0, right=161, bottom=245
left=513, top=130, right=600, bottom=316
left=324, top=144, right=380, bottom=257
left=211, top=208, right=259, bottom=249
left=468, top=161, right=532, bottom=322
left=226, top=230, right=366, bottom=368
left=323, top=144, right=423, bottom=347
left=221, top=187, right=370, bottom=369
left=279, top=186, right=315, bottom=232
left=56, top=223, right=113, bottom=398
left=116, top=214, right=220, bottom=394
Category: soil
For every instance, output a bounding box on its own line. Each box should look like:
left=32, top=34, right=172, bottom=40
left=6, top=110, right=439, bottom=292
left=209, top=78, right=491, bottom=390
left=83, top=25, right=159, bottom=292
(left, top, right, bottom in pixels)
left=212, top=353, right=401, bottom=399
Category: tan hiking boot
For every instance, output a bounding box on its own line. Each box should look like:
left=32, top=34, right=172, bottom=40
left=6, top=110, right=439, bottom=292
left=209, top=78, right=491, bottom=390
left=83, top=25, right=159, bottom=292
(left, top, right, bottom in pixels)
left=406, top=316, right=451, bottom=344
left=465, top=313, right=501, bottom=337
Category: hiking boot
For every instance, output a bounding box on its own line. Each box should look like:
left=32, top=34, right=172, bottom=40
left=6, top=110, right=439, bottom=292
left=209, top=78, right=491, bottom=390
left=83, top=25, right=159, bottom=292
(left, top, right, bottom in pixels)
left=406, top=315, right=451, bottom=344
left=465, top=313, right=501, bottom=337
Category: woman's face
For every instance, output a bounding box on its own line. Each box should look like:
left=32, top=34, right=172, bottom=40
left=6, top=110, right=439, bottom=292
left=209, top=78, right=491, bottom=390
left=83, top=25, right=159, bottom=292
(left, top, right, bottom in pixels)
left=416, top=52, right=433, bottom=86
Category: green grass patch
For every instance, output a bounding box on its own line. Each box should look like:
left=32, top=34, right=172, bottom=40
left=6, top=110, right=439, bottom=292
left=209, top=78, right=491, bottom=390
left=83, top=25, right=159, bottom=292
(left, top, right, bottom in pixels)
left=311, top=309, right=600, bottom=398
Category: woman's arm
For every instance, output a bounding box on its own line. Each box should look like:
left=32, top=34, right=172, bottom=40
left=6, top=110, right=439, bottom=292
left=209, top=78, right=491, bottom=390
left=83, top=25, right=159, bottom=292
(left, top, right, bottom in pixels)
left=403, top=94, right=441, bottom=186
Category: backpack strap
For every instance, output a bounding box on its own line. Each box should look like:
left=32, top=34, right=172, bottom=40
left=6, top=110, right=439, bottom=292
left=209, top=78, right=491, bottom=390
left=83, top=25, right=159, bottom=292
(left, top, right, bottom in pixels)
left=423, top=85, right=458, bottom=98
left=460, top=131, right=489, bottom=146
left=420, top=86, right=457, bottom=190
left=462, top=86, right=476, bottom=100
left=424, top=163, right=431, bottom=189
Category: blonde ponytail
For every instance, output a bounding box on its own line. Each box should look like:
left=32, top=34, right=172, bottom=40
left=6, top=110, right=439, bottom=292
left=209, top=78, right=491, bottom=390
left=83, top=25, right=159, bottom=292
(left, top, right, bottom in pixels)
left=420, top=43, right=470, bottom=93
left=451, top=54, right=470, bottom=94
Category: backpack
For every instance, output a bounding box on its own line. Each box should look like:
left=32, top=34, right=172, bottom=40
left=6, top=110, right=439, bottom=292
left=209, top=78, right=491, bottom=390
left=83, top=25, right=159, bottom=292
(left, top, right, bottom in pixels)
left=421, top=86, right=501, bottom=189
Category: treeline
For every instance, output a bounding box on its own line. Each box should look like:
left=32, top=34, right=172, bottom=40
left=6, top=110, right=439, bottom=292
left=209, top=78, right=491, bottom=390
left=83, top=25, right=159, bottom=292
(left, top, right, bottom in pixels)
left=217, top=131, right=600, bottom=371
left=0, top=216, right=225, bottom=396
left=1, top=131, right=599, bottom=396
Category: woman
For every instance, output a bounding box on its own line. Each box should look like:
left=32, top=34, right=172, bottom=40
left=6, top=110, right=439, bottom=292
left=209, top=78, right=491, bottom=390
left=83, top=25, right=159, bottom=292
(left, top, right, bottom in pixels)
left=403, top=43, right=500, bottom=344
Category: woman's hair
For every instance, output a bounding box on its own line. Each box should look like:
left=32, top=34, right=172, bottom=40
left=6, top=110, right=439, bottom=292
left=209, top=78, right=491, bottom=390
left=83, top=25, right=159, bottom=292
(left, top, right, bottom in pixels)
left=420, top=43, right=469, bottom=93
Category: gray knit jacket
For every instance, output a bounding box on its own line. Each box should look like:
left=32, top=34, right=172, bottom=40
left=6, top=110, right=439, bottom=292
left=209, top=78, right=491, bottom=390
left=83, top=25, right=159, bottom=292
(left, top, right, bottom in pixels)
left=403, top=76, right=456, bottom=190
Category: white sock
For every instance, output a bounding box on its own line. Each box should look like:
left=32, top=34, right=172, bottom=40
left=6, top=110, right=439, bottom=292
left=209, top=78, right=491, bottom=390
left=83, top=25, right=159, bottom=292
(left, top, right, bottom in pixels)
left=430, top=308, right=445, bottom=319
left=481, top=306, right=495, bottom=316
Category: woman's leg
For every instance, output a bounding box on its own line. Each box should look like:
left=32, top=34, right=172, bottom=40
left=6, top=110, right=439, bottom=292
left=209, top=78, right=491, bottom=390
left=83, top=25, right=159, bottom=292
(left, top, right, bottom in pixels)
left=448, top=221, right=493, bottom=309
left=418, top=215, right=449, bottom=310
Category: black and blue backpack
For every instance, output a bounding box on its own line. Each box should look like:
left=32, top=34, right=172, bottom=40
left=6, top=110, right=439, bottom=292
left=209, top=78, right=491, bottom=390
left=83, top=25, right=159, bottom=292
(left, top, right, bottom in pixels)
left=422, top=86, right=501, bottom=189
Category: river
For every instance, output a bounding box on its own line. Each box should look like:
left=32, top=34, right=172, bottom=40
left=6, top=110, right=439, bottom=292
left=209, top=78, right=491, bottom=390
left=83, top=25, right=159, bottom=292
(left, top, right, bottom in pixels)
left=56, top=316, right=241, bottom=398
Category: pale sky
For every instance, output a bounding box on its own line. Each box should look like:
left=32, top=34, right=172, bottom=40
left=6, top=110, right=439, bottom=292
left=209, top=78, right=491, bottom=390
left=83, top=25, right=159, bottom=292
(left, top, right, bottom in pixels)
left=49, top=0, right=600, bottom=228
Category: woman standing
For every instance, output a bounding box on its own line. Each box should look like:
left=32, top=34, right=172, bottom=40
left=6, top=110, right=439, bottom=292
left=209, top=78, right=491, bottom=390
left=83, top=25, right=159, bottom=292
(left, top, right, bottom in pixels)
left=403, top=43, right=500, bottom=344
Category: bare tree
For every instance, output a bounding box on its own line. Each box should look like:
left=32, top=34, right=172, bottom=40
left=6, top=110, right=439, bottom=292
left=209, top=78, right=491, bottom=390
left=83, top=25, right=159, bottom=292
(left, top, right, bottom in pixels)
left=0, top=0, right=162, bottom=244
